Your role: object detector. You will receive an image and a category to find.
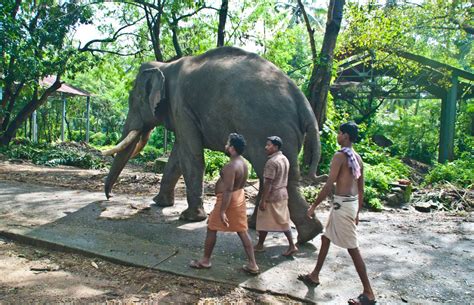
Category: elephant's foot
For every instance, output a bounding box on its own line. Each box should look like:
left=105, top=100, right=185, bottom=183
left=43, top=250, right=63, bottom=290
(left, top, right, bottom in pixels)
left=296, top=217, right=323, bottom=244
left=179, top=207, right=207, bottom=222
left=153, top=193, right=174, bottom=207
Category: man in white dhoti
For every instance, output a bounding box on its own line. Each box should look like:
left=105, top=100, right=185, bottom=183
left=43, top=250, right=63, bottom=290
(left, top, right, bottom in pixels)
left=297, top=122, right=376, bottom=305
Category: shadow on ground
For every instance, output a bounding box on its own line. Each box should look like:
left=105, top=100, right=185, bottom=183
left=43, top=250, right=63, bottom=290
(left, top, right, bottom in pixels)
left=0, top=180, right=472, bottom=304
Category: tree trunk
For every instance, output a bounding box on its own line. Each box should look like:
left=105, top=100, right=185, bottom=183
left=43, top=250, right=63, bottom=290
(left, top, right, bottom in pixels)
left=0, top=78, right=61, bottom=146
left=217, top=0, right=228, bottom=47
left=170, top=17, right=183, bottom=58
left=1, top=82, right=25, bottom=132
left=309, top=0, right=345, bottom=130
left=303, top=0, right=345, bottom=171
left=144, top=3, right=164, bottom=61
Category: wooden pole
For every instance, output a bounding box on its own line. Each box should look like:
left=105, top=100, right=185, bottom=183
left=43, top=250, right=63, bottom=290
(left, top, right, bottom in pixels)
left=86, top=96, right=90, bottom=143
left=32, top=110, right=37, bottom=143
left=164, top=129, right=168, bottom=154
left=438, top=75, right=458, bottom=163
left=61, top=94, right=66, bottom=142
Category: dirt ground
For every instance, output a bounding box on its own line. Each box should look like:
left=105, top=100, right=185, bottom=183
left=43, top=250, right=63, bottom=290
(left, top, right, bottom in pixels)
left=0, top=160, right=300, bottom=304
left=0, top=159, right=473, bottom=304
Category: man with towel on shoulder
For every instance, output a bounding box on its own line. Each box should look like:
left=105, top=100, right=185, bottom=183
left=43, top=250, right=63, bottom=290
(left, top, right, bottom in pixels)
left=190, top=133, right=259, bottom=275
left=254, top=136, right=298, bottom=257
left=298, top=122, right=376, bottom=305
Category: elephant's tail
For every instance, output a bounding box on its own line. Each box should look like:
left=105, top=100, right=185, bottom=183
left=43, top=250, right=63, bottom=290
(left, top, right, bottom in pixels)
left=305, top=120, right=321, bottom=178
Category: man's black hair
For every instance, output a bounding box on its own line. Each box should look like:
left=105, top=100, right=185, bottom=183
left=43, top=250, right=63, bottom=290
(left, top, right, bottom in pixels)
left=340, top=122, right=358, bottom=143
left=267, top=136, right=282, bottom=149
left=228, top=133, right=246, bottom=155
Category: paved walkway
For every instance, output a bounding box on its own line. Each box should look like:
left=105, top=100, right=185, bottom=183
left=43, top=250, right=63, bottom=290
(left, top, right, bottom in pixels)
left=0, top=180, right=472, bottom=304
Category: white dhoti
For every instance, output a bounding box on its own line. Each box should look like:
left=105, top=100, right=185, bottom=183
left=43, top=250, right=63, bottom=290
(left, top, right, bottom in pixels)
left=323, top=195, right=359, bottom=249
left=256, top=199, right=291, bottom=232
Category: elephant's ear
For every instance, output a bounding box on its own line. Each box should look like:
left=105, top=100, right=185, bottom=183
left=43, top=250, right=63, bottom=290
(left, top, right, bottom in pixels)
left=142, top=68, right=165, bottom=116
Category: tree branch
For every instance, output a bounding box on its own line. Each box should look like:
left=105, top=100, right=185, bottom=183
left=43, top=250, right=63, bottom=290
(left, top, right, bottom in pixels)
left=79, top=18, right=143, bottom=51
left=297, top=0, right=317, bottom=62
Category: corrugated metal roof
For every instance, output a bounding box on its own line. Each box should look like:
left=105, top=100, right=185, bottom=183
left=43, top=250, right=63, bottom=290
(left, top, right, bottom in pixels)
left=40, top=76, right=91, bottom=97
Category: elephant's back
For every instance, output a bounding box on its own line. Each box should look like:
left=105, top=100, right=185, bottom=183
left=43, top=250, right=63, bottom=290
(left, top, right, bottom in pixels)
left=176, top=47, right=315, bottom=151
left=184, top=47, right=308, bottom=117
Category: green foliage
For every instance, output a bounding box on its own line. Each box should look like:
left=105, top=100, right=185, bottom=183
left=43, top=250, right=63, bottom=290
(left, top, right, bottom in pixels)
left=300, top=185, right=320, bottom=204
left=133, top=146, right=164, bottom=164
left=366, top=100, right=440, bottom=164
left=424, top=157, right=474, bottom=188
left=0, top=141, right=107, bottom=169
left=204, top=149, right=229, bottom=180
left=0, top=1, right=96, bottom=144
left=203, top=149, right=258, bottom=181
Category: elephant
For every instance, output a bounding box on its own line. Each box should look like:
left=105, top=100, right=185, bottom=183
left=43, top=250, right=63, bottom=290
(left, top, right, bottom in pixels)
left=103, top=46, right=323, bottom=243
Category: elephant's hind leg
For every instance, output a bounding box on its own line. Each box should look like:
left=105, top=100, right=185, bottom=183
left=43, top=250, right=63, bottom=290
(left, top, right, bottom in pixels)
left=287, top=182, right=323, bottom=244
left=154, top=143, right=182, bottom=207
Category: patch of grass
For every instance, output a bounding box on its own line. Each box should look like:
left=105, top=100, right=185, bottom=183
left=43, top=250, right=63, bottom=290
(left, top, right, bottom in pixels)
left=424, top=157, right=474, bottom=188
left=0, top=140, right=108, bottom=169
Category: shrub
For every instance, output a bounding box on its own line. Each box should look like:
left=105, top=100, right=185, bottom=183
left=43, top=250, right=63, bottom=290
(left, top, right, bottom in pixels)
left=300, top=185, right=320, bottom=203
left=133, top=146, right=164, bottom=164
left=89, top=132, right=106, bottom=146
left=0, top=142, right=107, bottom=169
left=424, top=157, right=474, bottom=188
left=204, top=149, right=229, bottom=180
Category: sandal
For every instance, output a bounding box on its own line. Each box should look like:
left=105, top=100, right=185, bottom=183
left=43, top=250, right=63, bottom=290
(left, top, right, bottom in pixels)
left=297, top=274, right=320, bottom=287
left=348, top=294, right=376, bottom=305
left=189, top=260, right=211, bottom=269
left=242, top=264, right=260, bottom=275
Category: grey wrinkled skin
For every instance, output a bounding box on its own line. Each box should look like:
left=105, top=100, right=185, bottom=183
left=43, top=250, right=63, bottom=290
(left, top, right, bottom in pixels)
left=105, top=47, right=323, bottom=243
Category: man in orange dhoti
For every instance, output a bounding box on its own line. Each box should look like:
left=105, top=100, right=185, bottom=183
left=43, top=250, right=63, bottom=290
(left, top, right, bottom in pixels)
left=255, top=136, right=298, bottom=257
left=190, top=133, right=259, bottom=274
left=298, top=122, right=376, bottom=305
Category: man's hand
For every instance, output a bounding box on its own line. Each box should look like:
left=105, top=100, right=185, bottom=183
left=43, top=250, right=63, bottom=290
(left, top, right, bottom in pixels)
left=355, top=213, right=359, bottom=225
left=259, top=200, right=267, bottom=211
left=220, top=212, right=229, bottom=227
left=306, top=205, right=316, bottom=219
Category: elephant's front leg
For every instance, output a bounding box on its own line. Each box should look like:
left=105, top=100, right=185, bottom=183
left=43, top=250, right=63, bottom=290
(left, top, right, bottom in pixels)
left=176, top=129, right=207, bottom=222
left=153, top=143, right=182, bottom=207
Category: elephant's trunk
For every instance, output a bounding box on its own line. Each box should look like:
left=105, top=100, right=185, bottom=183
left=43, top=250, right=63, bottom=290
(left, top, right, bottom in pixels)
left=104, top=132, right=141, bottom=199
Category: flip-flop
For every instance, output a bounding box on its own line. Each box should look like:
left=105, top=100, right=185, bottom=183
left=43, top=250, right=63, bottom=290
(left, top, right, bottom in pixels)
left=254, top=246, right=265, bottom=253
left=297, top=274, right=320, bottom=287
left=348, top=294, right=376, bottom=305
left=189, top=260, right=211, bottom=269
left=242, top=264, right=260, bottom=275
left=282, top=249, right=298, bottom=257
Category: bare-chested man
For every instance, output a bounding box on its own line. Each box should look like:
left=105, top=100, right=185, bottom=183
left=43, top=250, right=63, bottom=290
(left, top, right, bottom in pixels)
left=297, top=122, right=376, bottom=305
left=190, top=133, right=259, bottom=274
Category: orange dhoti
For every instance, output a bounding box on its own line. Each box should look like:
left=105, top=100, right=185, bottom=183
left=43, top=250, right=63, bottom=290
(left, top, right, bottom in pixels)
left=208, top=189, right=248, bottom=232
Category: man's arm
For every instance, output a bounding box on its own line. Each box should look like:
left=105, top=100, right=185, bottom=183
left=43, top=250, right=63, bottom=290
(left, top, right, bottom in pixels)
left=259, top=161, right=276, bottom=211
left=356, top=160, right=364, bottom=225
left=219, top=164, right=236, bottom=227
left=259, top=178, right=273, bottom=211
left=307, top=153, right=344, bottom=217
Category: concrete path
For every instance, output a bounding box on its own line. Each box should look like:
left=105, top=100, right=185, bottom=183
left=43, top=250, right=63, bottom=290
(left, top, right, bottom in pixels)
left=0, top=180, right=472, bottom=304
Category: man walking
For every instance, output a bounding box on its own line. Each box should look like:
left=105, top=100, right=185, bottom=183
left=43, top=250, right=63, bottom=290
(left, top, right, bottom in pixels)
left=255, top=136, right=298, bottom=256
left=298, top=122, right=376, bottom=305
left=190, top=133, right=259, bottom=274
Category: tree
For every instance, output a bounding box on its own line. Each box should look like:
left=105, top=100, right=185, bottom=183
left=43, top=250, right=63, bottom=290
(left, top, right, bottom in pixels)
left=217, top=0, right=229, bottom=47
left=0, top=1, right=94, bottom=146
left=304, top=0, right=345, bottom=129
left=297, top=0, right=345, bottom=170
